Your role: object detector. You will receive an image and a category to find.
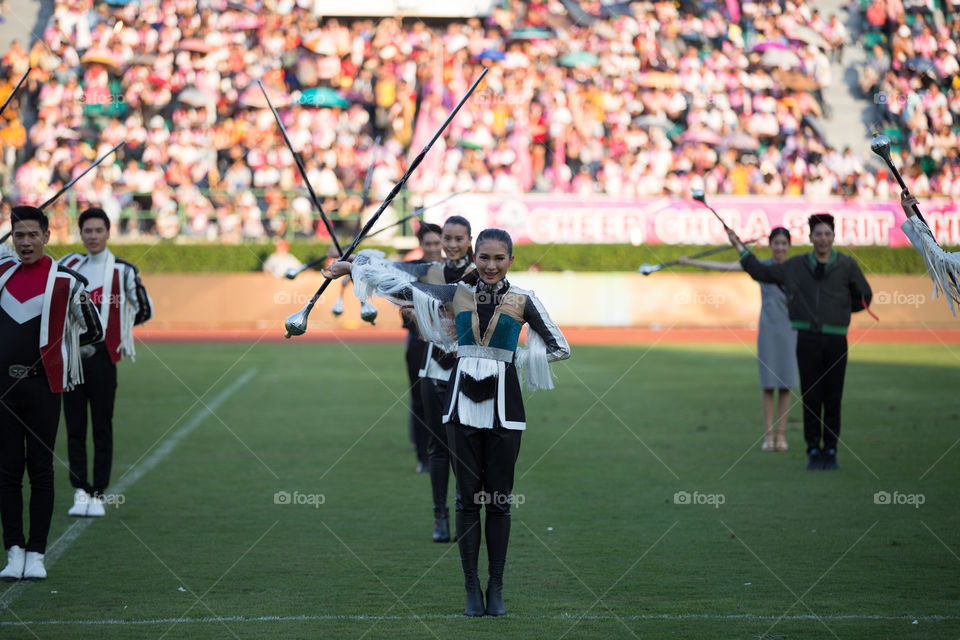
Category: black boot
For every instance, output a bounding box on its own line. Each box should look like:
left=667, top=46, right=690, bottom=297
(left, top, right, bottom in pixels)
left=457, top=510, right=484, bottom=616
left=430, top=449, right=451, bottom=542
left=432, top=506, right=450, bottom=543
left=484, top=512, right=510, bottom=616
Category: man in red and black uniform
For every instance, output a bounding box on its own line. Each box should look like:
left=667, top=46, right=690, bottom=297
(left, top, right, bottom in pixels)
left=60, top=208, right=151, bottom=518
left=0, top=206, right=101, bottom=582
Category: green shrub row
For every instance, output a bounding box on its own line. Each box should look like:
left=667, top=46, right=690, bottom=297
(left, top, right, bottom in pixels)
left=44, top=242, right=950, bottom=274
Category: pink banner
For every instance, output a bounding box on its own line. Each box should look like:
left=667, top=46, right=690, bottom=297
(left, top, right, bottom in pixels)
left=420, top=194, right=960, bottom=246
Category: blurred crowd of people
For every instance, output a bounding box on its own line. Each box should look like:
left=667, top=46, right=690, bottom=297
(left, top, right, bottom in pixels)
left=859, top=0, right=960, bottom=198
left=0, top=0, right=955, bottom=242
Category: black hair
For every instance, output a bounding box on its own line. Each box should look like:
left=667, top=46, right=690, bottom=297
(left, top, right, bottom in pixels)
left=444, top=215, right=471, bottom=236
left=475, top=228, right=513, bottom=257
left=78, top=207, right=111, bottom=231
left=808, top=213, right=835, bottom=233
left=11, top=206, right=48, bottom=233
left=416, top=222, right=442, bottom=242
left=444, top=215, right=474, bottom=261
left=769, top=226, right=791, bottom=245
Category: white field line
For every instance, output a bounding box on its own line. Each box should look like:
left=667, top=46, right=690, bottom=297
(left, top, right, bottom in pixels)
left=0, top=368, right=257, bottom=613
left=0, top=613, right=956, bottom=627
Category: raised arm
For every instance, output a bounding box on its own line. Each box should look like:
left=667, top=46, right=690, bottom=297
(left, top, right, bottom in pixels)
left=677, top=256, right=743, bottom=272
left=522, top=294, right=570, bottom=363
left=898, top=192, right=960, bottom=313
left=726, top=228, right=786, bottom=284
left=387, top=261, right=434, bottom=280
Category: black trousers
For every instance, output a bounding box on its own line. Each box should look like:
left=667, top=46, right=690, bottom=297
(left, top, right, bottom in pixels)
left=796, top=331, right=848, bottom=453
left=421, top=378, right=452, bottom=515
left=450, top=423, right=522, bottom=581
left=0, top=376, right=61, bottom=553
left=63, top=344, right=117, bottom=496
left=405, top=332, right=428, bottom=466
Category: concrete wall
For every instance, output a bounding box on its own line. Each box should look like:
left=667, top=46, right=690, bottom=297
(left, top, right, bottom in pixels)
left=141, top=272, right=956, bottom=330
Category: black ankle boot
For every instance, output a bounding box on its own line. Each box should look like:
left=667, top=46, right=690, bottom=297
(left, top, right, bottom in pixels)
left=465, top=575, right=485, bottom=616
left=485, top=576, right=504, bottom=616
left=457, top=510, right=484, bottom=616
left=485, top=512, right=510, bottom=616
left=432, top=508, right=450, bottom=543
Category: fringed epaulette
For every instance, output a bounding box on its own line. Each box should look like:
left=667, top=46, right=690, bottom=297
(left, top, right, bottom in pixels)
left=907, top=217, right=960, bottom=316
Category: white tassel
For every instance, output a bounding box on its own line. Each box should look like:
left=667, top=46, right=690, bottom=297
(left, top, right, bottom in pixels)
left=410, top=285, right=457, bottom=352
left=516, top=330, right=555, bottom=391
left=455, top=357, right=501, bottom=429
left=908, top=217, right=960, bottom=316
left=121, top=299, right=136, bottom=361
left=457, top=396, right=495, bottom=430
left=352, top=257, right=457, bottom=351
left=350, top=250, right=415, bottom=303
left=65, top=297, right=84, bottom=391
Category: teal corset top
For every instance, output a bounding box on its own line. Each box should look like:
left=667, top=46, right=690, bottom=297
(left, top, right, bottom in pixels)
left=455, top=311, right=523, bottom=352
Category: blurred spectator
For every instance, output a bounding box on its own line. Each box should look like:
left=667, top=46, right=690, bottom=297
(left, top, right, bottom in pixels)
left=263, top=238, right=300, bottom=278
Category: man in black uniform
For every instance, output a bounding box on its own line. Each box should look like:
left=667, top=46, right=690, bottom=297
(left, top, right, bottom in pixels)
left=60, top=208, right=151, bottom=517
left=727, top=213, right=872, bottom=470
left=0, top=207, right=101, bottom=581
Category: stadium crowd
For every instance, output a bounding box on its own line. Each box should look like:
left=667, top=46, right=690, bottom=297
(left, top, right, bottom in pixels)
left=0, top=0, right=956, bottom=241
left=859, top=0, right=960, bottom=198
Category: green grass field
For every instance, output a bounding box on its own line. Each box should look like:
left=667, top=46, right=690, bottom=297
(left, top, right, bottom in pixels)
left=0, top=340, right=958, bottom=639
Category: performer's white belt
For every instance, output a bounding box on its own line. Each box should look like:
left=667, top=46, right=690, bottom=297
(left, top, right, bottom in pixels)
left=456, top=345, right=514, bottom=363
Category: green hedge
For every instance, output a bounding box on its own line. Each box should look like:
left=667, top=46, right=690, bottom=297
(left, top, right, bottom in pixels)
left=44, top=242, right=952, bottom=274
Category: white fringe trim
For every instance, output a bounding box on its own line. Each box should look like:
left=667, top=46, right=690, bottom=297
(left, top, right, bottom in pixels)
left=516, top=329, right=555, bottom=391
left=455, top=357, right=501, bottom=429
left=351, top=252, right=457, bottom=351
left=65, top=290, right=85, bottom=390
left=121, top=297, right=136, bottom=361
left=908, top=217, right=960, bottom=316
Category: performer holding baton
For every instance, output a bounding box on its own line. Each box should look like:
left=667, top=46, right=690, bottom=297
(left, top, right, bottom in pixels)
left=398, top=216, right=475, bottom=543
left=60, top=208, right=152, bottom=517
left=726, top=215, right=872, bottom=471
left=0, top=207, right=102, bottom=581
left=405, top=223, right=443, bottom=475
left=899, top=192, right=960, bottom=314
left=341, top=216, right=475, bottom=542
left=679, top=228, right=797, bottom=452
left=326, top=228, right=570, bottom=616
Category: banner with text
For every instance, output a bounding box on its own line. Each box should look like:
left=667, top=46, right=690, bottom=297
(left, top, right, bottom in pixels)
left=420, top=194, right=960, bottom=246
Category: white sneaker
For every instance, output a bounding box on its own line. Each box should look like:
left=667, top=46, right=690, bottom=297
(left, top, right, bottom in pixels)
left=0, top=546, right=25, bottom=582
left=23, top=552, right=45, bottom=580
left=68, top=488, right=90, bottom=517
left=86, top=495, right=106, bottom=517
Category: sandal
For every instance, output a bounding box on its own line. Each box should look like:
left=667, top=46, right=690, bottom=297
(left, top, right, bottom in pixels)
left=775, top=438, right=788, bottom=452
left=761, top=436, right=776, bottom=452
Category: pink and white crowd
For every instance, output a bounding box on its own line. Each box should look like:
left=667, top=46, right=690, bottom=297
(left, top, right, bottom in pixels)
left=0, top=0, right=956, bottom=240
